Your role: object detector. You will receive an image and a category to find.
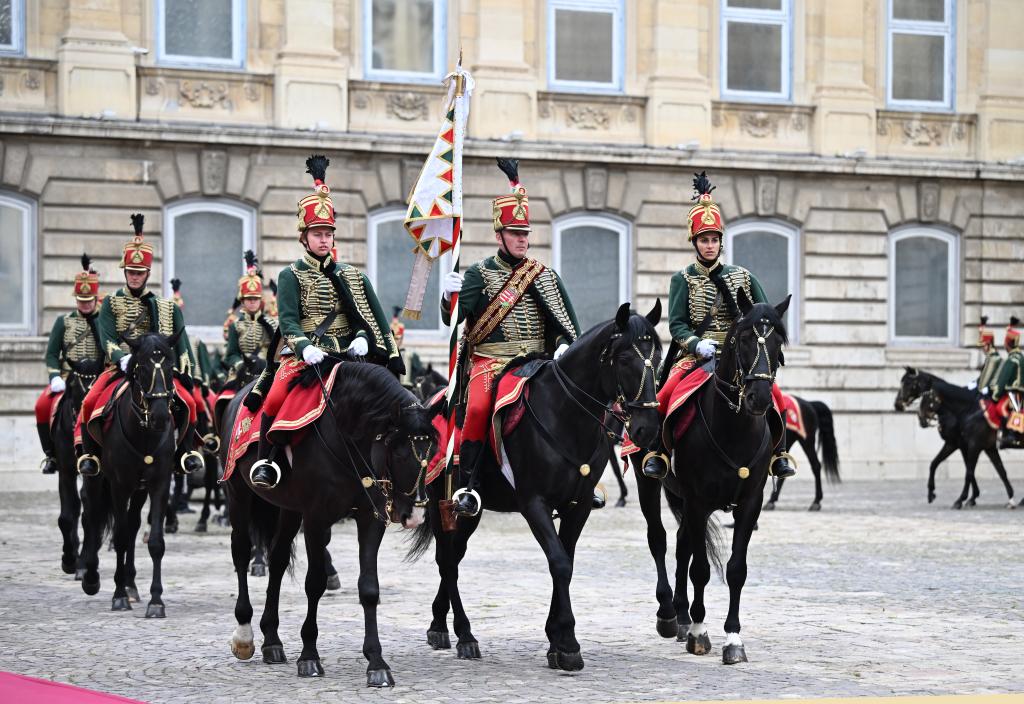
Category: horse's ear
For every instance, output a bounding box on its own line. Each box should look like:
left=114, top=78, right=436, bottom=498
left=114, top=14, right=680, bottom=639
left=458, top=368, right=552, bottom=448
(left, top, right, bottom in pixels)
left=427, top=362, right=433, bottom=372
left=167, top=327, right=184, bottom=349
left=615, top=302, right=630, bottom=330
left=777, top=350, right=785, bottom=367
left=775, top=294, right=792, bottom=318
left=645, top=298, right=662, bottom=327
left=736, top=287, right=753, bottom=315
left=121, top=333, right=139, bottom=351
left=905, top=366, right=916, bottom=375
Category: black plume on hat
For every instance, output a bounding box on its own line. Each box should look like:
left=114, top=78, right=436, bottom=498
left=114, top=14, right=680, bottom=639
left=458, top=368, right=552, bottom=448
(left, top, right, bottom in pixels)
left=170, top=278, right=181, bottom=293
left=980, top=315, right=989, bottom=325
left=130, top=213, right=144, bottom=235
left=1011, top=316, right=1021, bottom=326
left=305, top=155, right=329, bottom=184
left=496, top=158, right=520, bottom=186
left=81, top=253, right=94, bottom=273
left=692, top=171, right=715, bottom=200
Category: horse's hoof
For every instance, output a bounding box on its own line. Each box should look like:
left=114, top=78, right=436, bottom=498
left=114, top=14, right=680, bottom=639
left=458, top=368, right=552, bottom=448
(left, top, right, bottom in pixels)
left=686, top=632, right=712, bottom=656
left=555, top=651, right=584, bottom=672
left=262, top=644, right=287, bottom=664
left=656, top=616, right=678, bottom=639
left=456, top=641, right=481, bottom=659
left=74, top=568, right=85, bottom=581
left=808, top=502, right=821, bottom=512
left=325, top=573, right=341, bottom=591
left=615, top=497, right=626, bottom=508
left=427, top=630, right=451, bottom=649
left=194, top=521, right=207, bottom=533
left=722, top=644, right=748, bottom=665
left=250, top=563, right=267, bottom=578
left=231, top=638, right=255, bottom=661
left=928, top=492, right=936, bottom=504
left=546, top=651, right=558, bottom=669
left=297, top=658, right=324, bottom=678
left=763, top=501, right=776, bottom=511
left=126, top=586, right=141, bottom=602
left=111, top=596, right=132, bottom=611
left=952, top=500, right=963, bottom=510
left=165, top=522, right=178, bottom=535
left=966, top=498, right=977, bottom=508
left=145, top=603, right=165, bottom=619
left=1007, top=501, right=1017, bottom=510
left=61, top=557, right=76, bottom=575
left=367, top=668, right=394, bottom=688
left=82, top=576, right=100, bottom=596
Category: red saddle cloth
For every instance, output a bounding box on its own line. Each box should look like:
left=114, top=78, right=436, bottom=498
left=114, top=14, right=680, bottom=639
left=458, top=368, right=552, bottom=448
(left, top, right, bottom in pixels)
left=780, top=392, right=806, bottom=439
left=980, top=396, right=1011, bottom=430
left=48, top=391, right=65, bottom=431
left=84, top=376, right=193, bottom=446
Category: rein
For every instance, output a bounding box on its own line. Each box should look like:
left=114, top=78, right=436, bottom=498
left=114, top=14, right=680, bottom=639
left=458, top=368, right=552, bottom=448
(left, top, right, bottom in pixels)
left=715, top=319, right=780, bottom=415
left=695, top=397, right=771, bottom=511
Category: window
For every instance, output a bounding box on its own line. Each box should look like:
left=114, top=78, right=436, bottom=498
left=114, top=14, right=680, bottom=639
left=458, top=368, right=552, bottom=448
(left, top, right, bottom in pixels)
left=720, top=0, right=791, bottom=101
left=367, top=209, right=450, bottom=339
left=156, top=0, right=245, bottom=68
left=365, top=0, right=446, bottom=83
left=547, top=0, right=624, bottom=93
left=164, top=200, right=256, bottom=337
left=887, top=0, right=954, bottom=110
left=552, top=214, right=630, bottom=332
left=889, top=226, right=959, bottom=344
left=725, top=220, right=799, bottom=341
left=0, top=192, right=35, bottom=334
left=0, top=0, right=24, bottom=55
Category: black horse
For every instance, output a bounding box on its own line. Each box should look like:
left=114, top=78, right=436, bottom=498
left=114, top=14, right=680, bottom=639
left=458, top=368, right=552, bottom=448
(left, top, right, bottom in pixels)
left=630, top=291, right=790, bottom=665
left=408, top=302, right=662, bottom=671
left=895, top=367, right=1015, bottom=509
left=79, top=331, right=192, bottom=617
left=221, top=361, right=437, bottom=686
left=763, top=396, right=840, bottom=511
left=51, top=357, right=104, bottom=578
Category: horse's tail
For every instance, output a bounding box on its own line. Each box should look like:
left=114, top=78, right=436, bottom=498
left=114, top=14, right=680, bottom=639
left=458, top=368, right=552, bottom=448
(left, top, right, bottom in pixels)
left=811, top=400, right=841, bottom=483
left=705, top=515, right=726, bottom=582
left=405, top=509, right=434, bottom=562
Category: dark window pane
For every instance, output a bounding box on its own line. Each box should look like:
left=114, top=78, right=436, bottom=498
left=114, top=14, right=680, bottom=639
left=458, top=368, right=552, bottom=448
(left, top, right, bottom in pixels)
left=731, top=231, right=793, bottom=330
left=893, top=0, right=945, bottom=22
left=727, top=0, right=782, bottom=9
left=559, top=225, right=621, bottom=331
left=165, top=0, right=233, bottom=60
left=0, top=0, right=13, bottom=47
left=892, top=32, right=945, bottom=102
left=174, top=211, right=244, bottom=327
left=0, top=203, right=24, bottom=325
left=726, top=21, right=783, bottom=93
left=895, top=236, right=949, bottom=338
left=375, top=219, right=440, bottom=330
left=371, top=0, right=435, bottom=73
left=554, top=9, right=614, bottom=84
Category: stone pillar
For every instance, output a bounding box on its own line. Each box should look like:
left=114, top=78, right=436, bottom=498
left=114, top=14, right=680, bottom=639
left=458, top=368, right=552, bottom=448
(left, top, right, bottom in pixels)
left=273, top=0, right=348, bottom=130
left=57, top=0, right=137, bottom=119
left=975, top=0, right=1024, bottom=162
left=645, top=0, right=712, bottom=148
left=809, top=0, right=877, bottom=157
left=468, top=0, right=536, bottom=140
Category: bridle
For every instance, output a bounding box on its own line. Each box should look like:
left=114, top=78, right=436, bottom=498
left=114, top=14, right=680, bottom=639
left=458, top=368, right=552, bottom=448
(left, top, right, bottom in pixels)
left=894, top=371, right=929, bottom=412
left=714, top=318, right=780, bottom=415
left=127, top=349, right=175, bottom=430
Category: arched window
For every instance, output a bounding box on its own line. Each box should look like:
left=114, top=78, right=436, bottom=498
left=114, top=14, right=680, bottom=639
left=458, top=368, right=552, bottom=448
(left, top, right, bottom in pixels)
left=164, top=199, right=256, bottom=337
left=725, top=220, right=800, bottom=341
left=889, top=226, right=959, bottom=344
left=552, top=213, right=631, bottom=331
left=367, top=208, right=450, bottom=339
left=0, top=191, right=35, bottom=334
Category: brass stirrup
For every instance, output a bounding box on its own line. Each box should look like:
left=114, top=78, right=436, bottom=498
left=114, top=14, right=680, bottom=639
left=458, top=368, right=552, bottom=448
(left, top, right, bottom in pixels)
left=768, top=452, right=797, bottom=476
left=250, top=460, right=282, bottom=489
left=641, top=451, right=670, bottom=480
left=179, top=450, right=204, bottom=474
left=201, top=432, right=221, bottom=454
left=76, top=454, right=101, bottom=476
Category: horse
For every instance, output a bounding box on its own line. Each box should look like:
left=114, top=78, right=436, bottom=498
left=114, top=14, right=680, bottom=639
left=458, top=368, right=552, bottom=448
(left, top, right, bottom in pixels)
left=51, top=357, right=104, bottom=578
left=407, top=302, right=663, bottom=671
left=629, top=291, right=790, bottom=665
left=220, top=360, right=438, bottom=686
left=763, top=396, right=840, bottom=511
left=915, top=389, right=980, bottom=503
left=79, top=330, right=191, bottom=617
left=894, top=367, right=1015, bottom=509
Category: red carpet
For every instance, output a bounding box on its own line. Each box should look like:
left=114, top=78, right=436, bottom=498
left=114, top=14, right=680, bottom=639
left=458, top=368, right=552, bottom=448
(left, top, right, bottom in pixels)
left=0, top=672, right=146, bottom=703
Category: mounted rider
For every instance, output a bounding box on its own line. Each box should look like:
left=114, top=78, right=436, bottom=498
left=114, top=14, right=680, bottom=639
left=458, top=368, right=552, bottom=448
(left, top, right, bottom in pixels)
left=35, top=254, right=104, bottom=474
left=990, top=317, right=1023, bottom=438
left=245, top=155, right=404, bottom=489
left=441, top=158, right=589, bottom=518
left=75, top=214, right=204, bottom=477
left=223, top=251, right=278, bottom=378
left=975, top=316, right=1002, bottom=393
left=628, top=172, right=796, bottom=481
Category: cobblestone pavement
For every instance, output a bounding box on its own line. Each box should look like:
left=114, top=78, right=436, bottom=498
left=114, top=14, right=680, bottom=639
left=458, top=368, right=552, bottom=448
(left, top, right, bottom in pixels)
left=0, top=473, right=1022, bottom=703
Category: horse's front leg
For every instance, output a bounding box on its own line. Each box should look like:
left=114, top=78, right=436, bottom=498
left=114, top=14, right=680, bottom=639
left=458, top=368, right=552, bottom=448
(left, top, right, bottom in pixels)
left=145, top=479, right=170, bottom=618
left=927, top=441, right=956, bottom=504
left=952, top=447, right=978, bottom=510
left=632, top=456, right=677, bottom=638
left=445, top=511, right=482, bottom=659
left=259, top=509, right=302, bottom=664
left=228, top=482, right=256, bottom=661
left=110, top=488, right=132, bottom=611
left=296, top=520, right=329, bottom=678
left=722, top=493, right=760, bottom=665
left=79, top=475, right=107, bottom=596
left=355, top=510, right=394, bottom=687
left=57, top=463, right=82, bottom=575
left=425, top=497, right=453, bottom=650
left=683, top=508, right=713, bottom=656
left=124, top=490, right=146, bottom=602
left=984, top=446, right=1016, bottom=507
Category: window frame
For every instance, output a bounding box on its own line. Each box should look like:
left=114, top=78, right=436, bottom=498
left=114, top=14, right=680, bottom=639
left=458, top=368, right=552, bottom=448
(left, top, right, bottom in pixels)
left=155, top=0, right=246, bottom=70
left=0, top=0, right=25, bottom=56
left=363, top=0, right=447, bottom=84
left=366, top=207, right=451, bottom=342
left=888, top=225, right=960, bottom=346
left=0, top=191, right=35, bottom=335
left=886, top=0, right=955, bottom=111
left=724, top=219, right=800, bottom=343
left=163, top=199, right=257, bottom=341
left=551, top=212, right=632, bottom=330
left=719, top=0, right=792, bottom=103
left=546, top=0, right=625, bottom=95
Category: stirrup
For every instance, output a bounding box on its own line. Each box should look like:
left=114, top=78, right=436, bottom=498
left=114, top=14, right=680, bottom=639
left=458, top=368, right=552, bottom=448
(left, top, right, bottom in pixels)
left=769, top=452, right=797, bottom=477
left=76, top=454, right=101, bottom=477
left=641, top=451, right=670, bottom=480
left=179, top=450, right=204, bottom=475
left=201, top=433, right=221, bottom=454
left=451, top=487, right=481, bottom=517
left=250, top=459, right=282, bottom=489
left=40, top=456, right=58, bottom=474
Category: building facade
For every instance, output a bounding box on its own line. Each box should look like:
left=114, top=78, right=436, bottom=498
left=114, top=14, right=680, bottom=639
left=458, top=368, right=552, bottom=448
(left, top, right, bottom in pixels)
left=1, top=0, right=1023, bottom=480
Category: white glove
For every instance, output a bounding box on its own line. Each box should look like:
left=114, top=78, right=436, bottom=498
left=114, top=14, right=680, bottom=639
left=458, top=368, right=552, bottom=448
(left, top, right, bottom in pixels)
left=966, top=380, right=978, bottom=390
left=442, top=271, right=463, bottom=301
left=302, top=345, right=326, bottom=365
left=347, top=337, right=369, bottom=358
left=981, top=386, right=990, bottom=396
left=119, top=354, right=132, bottom=372
left=49, top=377, right=66, bottom=393
left=695, top=339, right=717, bottom=360
left=553, top=343, right=570, bottom=360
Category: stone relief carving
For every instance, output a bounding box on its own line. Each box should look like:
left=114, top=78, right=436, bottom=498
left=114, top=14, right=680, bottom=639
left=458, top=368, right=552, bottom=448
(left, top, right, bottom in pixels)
left=385, top=92, right=428, bottom=121
left=740, top=111, right=776, bottom=139
left=584, top=168, right=608, bottom=210
left=23, top=72, right=40, bottom=91
left=918, top=182, right=940, bottom=222
left=353, top=93, right=369, bottom=110
left=902, top=119, right=943, bottom=146
left=243, top=83, right=261, bottom=103
left=538, top=100, right=553, bottom=119
left=180, top=81, right=231, bottom=110
left=145, top=77, right=162, bottom=96
left=757, top=176, right=778, bottom=216
left=201, top=151, right=227, bottom=195
left=566, top=105, right=610, bottom=130
left=790, top=112, right=807, bottom=132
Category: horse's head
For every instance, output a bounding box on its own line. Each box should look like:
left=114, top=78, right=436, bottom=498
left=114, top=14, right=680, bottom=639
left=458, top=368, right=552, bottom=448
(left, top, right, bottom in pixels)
left=240, top=352, right=267, bottom=383
left=65, top=357, right=104, bottom=405
left=372, top=399, right=439, bottom=530
left=917, top=389, right=941, bottom=428
left=599, top=301, right=663, bottom=448
left=123, top=329, right=181, bottom=431
left=412, top=364, right=448, bottom=403
left=894, top=366, right=930, bottom=411
left=722, top=290, right=790, bottom=416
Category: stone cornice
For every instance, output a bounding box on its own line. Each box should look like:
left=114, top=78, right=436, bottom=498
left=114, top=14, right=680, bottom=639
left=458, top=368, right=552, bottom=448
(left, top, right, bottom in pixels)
left=0, top=114, right=1022, bottom=181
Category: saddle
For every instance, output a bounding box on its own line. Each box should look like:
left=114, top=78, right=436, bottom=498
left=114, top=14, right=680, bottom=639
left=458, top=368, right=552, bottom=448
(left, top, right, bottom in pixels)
left=87, top=377, right=189, bottom=448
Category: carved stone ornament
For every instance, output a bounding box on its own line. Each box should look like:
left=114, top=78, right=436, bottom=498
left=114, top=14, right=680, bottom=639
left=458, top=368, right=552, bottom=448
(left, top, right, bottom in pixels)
left=23, top=72, right=40, bottom=91
left=740, top=111, right=776, bottom=139
left=756, top=176, right=778, bottom=216
left=243, top=83, right=261, bottom=103
left=385, top=92, right=428, bottom=121
left=585, top=168, right=608, bottom=210
left=902, top=119, right=942, bottom=146
left=145, top=77, right=162, bottom=96
left=918, top=182, right=940, bottom=222
left=566, top=105, right=610, bottom=130
left=201, top=151, right=228, bottom=196
left=180, top=81, right=231, bottom=110
left=538, top=100, right=553, bottom=119
left=353, top=93, right=369, bottom=110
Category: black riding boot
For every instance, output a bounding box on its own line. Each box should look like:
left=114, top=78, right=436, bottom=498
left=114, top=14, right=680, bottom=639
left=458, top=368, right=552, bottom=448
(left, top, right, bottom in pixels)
left=769, top=439, right=797, bottom=479
left=640, top=436, right=670, bottom=480
left=37, top=423, right=58, bottom=474
left=76, top=430, right=101, bottom=477
left=249, top=415, right=283, bottom=489
left=452, top=441, right=483, bottom=517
